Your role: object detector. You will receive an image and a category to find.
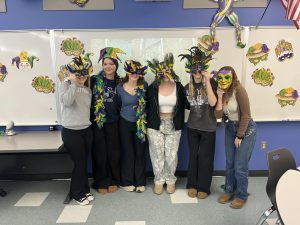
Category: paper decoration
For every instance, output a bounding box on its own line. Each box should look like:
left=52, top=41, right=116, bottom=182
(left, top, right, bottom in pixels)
left=210, top=0, right=245, bottom=49
left=251, top=68, right=274, bottom=87
left=11, top=52, right=39, bottom=71
left=197, top=35, right=219, bottom=55
left=0, top=63, right=8, bottom=82
left=246, top=43, right=269, bottom=65
left=32, top=76, right=55, bottom=94
left=276, top=87, right=299, bottom=107
left=70, top=0, right=89, bottom=7
left=275, top=40, right=294, bottom=62
left=60, top=37, right=85, bottom=56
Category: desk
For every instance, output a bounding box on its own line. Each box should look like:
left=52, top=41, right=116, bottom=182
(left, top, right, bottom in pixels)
left=0, top=131, right=63, bottom=153
left=276, top=169, right=300, bottom=225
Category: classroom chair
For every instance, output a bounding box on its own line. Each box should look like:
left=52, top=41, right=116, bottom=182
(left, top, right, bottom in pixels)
left=256, top=148, right=297, bottom=225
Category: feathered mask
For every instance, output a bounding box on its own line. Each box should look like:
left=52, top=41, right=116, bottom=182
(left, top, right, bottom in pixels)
left=124, top=60, right=148, bottom=77
left=178, top=46, right=212, bottom=74
left=66, top=55, right=93, bottom=77
left=147, top=53, right=175, bottom=80
left=98, top=47, right=126, bottom=63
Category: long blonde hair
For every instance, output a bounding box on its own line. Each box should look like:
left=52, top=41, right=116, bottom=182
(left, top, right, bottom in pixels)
left=188, top=74, right=207, bottom=98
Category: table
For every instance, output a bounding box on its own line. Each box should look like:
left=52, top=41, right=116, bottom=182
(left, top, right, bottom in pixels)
left=276, top=169, right=300, bottom=225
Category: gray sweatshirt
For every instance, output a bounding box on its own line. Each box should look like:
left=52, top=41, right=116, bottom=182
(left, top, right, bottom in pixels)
left=59, top=80, right=92, bottom=130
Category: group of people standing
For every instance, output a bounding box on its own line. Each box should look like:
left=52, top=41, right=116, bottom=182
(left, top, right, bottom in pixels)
left=59, top=45, right=256, bottom=209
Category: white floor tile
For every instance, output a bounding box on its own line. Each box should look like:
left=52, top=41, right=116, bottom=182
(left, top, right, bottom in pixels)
left=14, top=192, right=50, bottom=206
left=266, top=218, right=279, bottom=225
left=56, top=205, right=92, bottom=224
left=170, top=189, right=198, bottom=204
left=115, top=222, right=146, bottom=225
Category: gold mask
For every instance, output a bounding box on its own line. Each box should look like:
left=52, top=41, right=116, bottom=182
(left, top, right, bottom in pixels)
left=217, top=70, right=233, bottom=90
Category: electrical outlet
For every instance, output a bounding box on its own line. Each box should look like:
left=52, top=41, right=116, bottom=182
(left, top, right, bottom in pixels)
left=261, top=141, right=267, bottom=150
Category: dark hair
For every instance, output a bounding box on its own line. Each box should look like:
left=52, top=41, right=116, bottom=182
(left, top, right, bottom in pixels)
left=217, top=66, right=240, bottom=101
left=102, top=57, right=119, bottom=70
left=84, top=76, right=90, bottom=87
left=102, top=57, right=120, bottom=84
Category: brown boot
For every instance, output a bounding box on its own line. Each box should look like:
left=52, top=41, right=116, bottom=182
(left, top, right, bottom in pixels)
left=218, top=193, right=233, bottom=204
left=230, top=198, right=246, bottom=209
left=108, top=185, right=118, bottom=193
left=154, top=184, right=163, bottom=195
left=197, top=191, right=208, bottom=199
left=187, top=188, right=197, bottom=198
left=97, top=188, right=108, bottom=194
left=166, top=184, right=175, bottom=194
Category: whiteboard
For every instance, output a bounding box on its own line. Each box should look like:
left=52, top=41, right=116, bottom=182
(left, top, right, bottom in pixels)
left=0, top=31, right=58, bottom=126
left=53, top=28, right=245, bottom=87
left=244, top=27, right=300, bottom=121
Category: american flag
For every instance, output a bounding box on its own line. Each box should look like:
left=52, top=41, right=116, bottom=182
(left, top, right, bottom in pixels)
left=280, top=0, right=300, bottom=29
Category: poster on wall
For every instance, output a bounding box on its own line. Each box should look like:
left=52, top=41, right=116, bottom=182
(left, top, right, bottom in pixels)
left=43, top=0, right=114, bottom=11
left=183, top=0, right=268, bottom=9
left=0, top=0, right=6, bottom=12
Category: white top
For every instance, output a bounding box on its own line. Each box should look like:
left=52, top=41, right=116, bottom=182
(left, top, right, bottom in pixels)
left=223, top=90, right=239, bottom=121
left=159, top=85, right=177, bottom=113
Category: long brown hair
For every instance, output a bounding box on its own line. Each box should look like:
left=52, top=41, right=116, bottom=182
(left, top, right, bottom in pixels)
left=120, top=73, right=144, bottom=87
left=217, top=66, right=240, bottom=102
left=188, top=73, right=207, bottom=99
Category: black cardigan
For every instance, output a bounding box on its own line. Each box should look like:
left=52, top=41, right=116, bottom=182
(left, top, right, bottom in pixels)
left=146, top=81, right=187, bottom=131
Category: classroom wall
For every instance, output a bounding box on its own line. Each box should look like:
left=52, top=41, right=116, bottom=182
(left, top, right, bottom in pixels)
left=1, top=0, right=299, bottom=172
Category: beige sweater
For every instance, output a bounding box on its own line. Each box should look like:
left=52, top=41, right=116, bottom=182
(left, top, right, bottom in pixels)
left=215, top=84, right=252, bottom=138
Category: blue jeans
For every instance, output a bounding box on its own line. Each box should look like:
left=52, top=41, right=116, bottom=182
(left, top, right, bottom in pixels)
left=224, top=119, right=256, bottom=200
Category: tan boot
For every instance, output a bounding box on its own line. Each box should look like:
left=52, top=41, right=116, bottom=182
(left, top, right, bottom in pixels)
left=218, top=193, right=233, bottom=204
left=230, top=198, right=246, bottom=209
left=154, top=184, right=163, bottom=195
left=187, top=188, right=197, bottom=198
left=166, top=184, right=175, bottom=194
left=97, top=188, right=108, bottom=194
left=108, top=185, right=118, bottom=193
left=197, top=191, right=208, bottom=199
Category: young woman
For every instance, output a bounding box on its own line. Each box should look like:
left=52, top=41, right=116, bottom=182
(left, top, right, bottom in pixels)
left=215, top=66, right=257, bottom=209
left=90, top=47, right=125, bottom=194
left=179, top=47, right=217, bottom=199
left=117, top=60, right=148, bottom=193
left=60, top=56, right=94, bottom=205
left=147, top=53, right=187, bottom=195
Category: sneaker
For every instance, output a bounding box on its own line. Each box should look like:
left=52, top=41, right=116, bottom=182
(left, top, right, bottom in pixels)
left=74, top=197, right=89, bottom=206
left=230, top=198, right=246, bottom=209
left=154, top=184, right=163, bottom=195
left=197, top=191, right=208, bottom=199
left=187, top=188, right=197, bottom=198
left=86, top=193, right=94, bottom=201
left=120, top=185, right=136, bottom=192
left=108, top=185, right=118, bottom=193
left=136, top=186, right=146, bottom=193
left=166, top=184, right=175, bottom=194
left=218, top=193, right=233, bottom=204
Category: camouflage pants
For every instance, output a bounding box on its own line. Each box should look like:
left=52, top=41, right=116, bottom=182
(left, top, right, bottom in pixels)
left=147, top=118, right=181, bottom=185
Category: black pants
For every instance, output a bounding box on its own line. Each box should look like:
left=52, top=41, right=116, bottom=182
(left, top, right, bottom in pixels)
left=119, top=117, right=146, bottom=186
left=92, top=122, right=120, bottom=189
left=187, top=127, right=216, bottom=194
left=62, top=126, right=92, bottom=200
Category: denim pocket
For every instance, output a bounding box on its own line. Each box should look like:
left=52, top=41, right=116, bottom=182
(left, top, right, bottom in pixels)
left=244, top=120, right=256, bottom=138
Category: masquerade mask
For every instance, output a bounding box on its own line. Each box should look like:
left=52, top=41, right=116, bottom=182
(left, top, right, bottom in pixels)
left=147, top=53, right=175, bottom=81
left=66, top=55, right=92, bottom=77
left=217, top=70, right=233, bottom=90
left=124, top=60, right=148, bottom=77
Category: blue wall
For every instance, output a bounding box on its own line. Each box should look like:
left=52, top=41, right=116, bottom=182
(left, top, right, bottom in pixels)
left=1, top=0, right=299, bottom=171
